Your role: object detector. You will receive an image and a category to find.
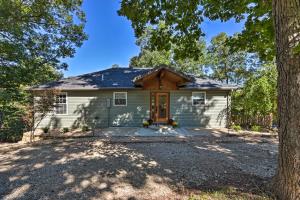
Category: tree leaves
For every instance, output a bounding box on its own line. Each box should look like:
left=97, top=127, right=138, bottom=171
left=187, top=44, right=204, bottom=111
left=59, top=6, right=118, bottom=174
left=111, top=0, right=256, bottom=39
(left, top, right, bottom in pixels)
left=231, top=62, right=277, bottom=120
left=118, top=0, right=274, bottom=61
left=0, top=0, right=87, bottom=141
left=119, top=0, right=203, bottom=59
left=129, top=25, right=208, bottom=76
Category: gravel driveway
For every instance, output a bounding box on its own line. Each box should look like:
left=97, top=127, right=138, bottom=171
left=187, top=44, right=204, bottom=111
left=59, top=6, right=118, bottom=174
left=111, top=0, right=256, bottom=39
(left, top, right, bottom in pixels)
left=0, top=135, right=278, bottom=200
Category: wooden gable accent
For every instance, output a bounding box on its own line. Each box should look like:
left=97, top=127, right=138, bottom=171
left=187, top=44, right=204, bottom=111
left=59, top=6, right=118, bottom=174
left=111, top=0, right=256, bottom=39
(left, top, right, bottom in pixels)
left=136, top=68, right=190, bottom=90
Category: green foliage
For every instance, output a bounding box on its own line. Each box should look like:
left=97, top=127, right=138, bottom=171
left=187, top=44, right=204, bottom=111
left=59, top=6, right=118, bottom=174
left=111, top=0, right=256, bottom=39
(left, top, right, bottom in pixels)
left=0, top=100, right=26, bottom=142
left=0, top=110, right=24, bottom=142
left=207, top=33, right=255, bottom=84
left=231, top=124, right=242, bottom=132
left=0, top=0, right=87, bottom=142
left=292, top=44, right=300, bottom=55
left=130, top=49, right=171, bottom=67
left=142, top=121, right=149, bottom=127
left=232, top=62, right=277, bottom=119
left=188, top=186, right=271, bottom=200
left=118, top=0, right=273, bottom=61
left=172, top=121, right=179, bottom=128
left=42, top=127, right=49, bottom=134
left=81, top=126, right=89, bottom=132
left=251, top=125, right=261, bottom=132
left=129, top=26, right=209, bottom=76
left=62, top=127, right=69, bottom=133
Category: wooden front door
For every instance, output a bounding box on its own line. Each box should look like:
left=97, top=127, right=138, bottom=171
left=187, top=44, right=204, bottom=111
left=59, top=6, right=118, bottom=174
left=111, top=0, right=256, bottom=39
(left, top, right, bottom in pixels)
left=152, top=92, right=169, bottom=123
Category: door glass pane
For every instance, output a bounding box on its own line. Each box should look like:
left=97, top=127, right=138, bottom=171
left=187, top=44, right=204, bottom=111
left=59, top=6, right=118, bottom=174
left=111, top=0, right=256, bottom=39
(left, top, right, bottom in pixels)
left=158, top=95, right=167, bottom=118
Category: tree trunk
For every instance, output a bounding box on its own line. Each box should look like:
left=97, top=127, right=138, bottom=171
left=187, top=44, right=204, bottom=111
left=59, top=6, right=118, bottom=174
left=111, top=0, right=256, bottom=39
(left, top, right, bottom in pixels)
left=273, top=0, right=300, bottom=199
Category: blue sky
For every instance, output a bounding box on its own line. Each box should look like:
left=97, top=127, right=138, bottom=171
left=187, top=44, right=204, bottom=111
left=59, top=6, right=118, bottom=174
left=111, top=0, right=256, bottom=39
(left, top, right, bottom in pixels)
left=63, top=1, right=245, bottom=77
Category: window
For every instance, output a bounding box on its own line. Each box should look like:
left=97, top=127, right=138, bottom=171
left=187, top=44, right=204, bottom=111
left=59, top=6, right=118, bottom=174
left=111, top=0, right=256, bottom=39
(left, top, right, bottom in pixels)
left=55, top=93, right=67, bottom=114
left=192, top=92, right=206, bottom=106
left=113, top=92, right=127, bottom=106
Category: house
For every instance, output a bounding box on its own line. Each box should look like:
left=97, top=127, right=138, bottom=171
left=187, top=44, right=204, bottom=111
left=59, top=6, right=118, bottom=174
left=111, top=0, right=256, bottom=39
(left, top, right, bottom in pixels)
left=31, top=66, right=237, bottom=129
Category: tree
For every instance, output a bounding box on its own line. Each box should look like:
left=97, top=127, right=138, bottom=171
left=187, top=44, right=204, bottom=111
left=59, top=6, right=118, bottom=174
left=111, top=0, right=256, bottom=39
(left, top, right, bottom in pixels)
left=0, top=0, right=87, bottom=141
left=129, top=25, right=208, bottom=76
left=24, top=89, right=60, bottom=142
left=231, top=63, right=277, bottom=128
left=273, top=1, right=300, bottom=199
left=207, top=32, right=250, bottom=84
left=118, top=1, right=300, bottom=198
left=130, top=49, right=171, bottom=67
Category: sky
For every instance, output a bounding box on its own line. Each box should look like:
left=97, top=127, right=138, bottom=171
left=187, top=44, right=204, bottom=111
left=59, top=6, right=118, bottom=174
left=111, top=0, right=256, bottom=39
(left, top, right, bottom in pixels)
left=63, top=1, right=245, bottom=77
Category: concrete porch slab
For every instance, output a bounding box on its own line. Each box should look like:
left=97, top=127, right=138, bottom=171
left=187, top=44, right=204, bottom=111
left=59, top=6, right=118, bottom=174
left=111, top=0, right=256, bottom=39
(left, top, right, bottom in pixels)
left=96, top=127, right=229, bottom=137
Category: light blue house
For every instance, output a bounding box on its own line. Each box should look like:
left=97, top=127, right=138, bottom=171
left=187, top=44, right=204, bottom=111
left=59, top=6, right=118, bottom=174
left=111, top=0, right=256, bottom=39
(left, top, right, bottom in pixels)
left=31, top=66, right=236, bottom=129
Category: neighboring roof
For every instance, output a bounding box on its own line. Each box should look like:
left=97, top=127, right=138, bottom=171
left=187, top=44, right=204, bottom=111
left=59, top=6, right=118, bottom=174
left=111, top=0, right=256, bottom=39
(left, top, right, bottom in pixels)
left=31, top=67, right=237, bottom=90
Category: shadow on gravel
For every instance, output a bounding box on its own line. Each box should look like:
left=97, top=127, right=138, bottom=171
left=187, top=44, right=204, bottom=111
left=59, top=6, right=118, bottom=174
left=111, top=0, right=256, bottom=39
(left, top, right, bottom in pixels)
left=0, top=133, right=278, bottom=199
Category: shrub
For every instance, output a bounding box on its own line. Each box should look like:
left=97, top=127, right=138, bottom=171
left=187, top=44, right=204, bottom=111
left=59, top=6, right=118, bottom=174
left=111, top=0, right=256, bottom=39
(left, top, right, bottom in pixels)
left=0, top=115, right=25, bottom=142
left=143, top=121, right=149, bottom=128
left=172, top=121, right=178, bottom=128
left=42, top=127, right=49, bottom=134
left=251, top=125, right=261, bottom=132
left=0, top=127, right=24, bottom=142
left=231, top=124, right=242, bottom=132
left=168, top=118, right=174, bottom=125
left=62, top=127, right=69, bottom=133
left=147, top=119, right=153, bottom=125
left=82, top=126, right=89, bottom=132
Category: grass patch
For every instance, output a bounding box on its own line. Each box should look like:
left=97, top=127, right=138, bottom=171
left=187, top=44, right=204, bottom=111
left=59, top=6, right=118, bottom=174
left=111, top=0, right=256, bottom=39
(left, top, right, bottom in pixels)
left=188, top=187, right=272, bottom=200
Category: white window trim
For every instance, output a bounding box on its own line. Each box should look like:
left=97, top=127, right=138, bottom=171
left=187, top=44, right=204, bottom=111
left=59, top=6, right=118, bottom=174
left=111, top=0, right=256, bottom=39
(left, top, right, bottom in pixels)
left=55, top=92, right=68, bottom=115
left=113, top=92, right=127, bottom=106
left=192, top=91, right=206, bottom=106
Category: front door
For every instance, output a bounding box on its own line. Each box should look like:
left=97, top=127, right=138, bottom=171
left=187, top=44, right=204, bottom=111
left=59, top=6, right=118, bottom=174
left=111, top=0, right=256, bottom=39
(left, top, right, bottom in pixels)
left=154, top=92, right=169, bottom=123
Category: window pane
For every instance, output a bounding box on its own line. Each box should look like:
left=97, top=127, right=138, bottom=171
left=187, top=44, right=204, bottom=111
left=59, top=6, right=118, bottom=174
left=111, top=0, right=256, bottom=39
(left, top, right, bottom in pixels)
left=115, top=93, right=125, bottom=99
left=193, top=93, right=205, bottom=105
left=55, top=94, right=67, bottom=114
left=114, top=92, right=127, bottom=105
left=56, top=94, right=66, bottom=103
left=56, top=104, right=67, bottom=114
left=193, top=99, right=204, bottom=105
left=115, top=98, right=126, bottom=105
left=193, top=93, right=204, bottom=99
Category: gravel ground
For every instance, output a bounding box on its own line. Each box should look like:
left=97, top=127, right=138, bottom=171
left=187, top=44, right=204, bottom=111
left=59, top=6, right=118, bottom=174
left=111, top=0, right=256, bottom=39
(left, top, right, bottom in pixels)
left=0, top=135, right=278, bottom=200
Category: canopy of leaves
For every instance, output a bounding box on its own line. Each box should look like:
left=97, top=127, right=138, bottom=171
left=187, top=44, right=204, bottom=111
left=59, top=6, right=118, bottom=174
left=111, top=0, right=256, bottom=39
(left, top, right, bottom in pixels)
left=129, top=26, right=208, bottom=76
left=231, top=62, right=277, bottom=122
left=206, top=32, right=261, bottom=84
left=118, top=0, right=274, bottom=61
left=0, top=0, right=87, bottom=141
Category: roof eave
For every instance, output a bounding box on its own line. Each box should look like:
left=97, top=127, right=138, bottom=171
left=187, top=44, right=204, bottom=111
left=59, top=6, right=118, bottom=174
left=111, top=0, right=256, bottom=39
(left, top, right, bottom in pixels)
left=180, top=87, right=237, bottom=90
left=29, top=87, right=143, bottom=91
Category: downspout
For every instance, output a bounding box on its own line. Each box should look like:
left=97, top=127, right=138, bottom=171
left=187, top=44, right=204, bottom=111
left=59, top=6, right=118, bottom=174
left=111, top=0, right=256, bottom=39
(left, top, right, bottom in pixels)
left=226, top=89, right=232, bottom=129
left=106, top=98, right=111, bottom=128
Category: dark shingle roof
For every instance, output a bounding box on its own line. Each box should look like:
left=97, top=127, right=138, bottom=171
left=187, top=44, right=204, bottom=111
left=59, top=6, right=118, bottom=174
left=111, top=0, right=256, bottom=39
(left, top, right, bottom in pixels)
left=184, top=77, right=237, bottom=90
left=31, top=67, right=237, bottom=90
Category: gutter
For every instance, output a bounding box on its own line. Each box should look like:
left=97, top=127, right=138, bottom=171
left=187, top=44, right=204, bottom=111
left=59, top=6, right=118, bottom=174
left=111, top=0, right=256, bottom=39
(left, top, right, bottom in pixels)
left=28, top=87, right=144, bottom=91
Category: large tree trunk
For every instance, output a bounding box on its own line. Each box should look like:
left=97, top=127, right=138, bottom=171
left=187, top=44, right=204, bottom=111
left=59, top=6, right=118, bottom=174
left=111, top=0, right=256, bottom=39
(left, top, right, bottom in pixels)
left=273, top=0, right=300, bottom=199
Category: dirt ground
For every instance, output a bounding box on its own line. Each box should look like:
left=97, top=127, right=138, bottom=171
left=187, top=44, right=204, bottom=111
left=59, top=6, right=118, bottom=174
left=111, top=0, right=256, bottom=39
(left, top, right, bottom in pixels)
left=0, top=133, right=278, bottom=200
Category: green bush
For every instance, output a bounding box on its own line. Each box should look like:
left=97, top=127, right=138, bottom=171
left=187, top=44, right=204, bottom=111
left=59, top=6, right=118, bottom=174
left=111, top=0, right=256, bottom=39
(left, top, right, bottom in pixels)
left=251, top=125, right=261, bottom=132
left=42, top=127, right=49, bottom=134
left=81, top=126, right=89, bottom=132
left=0, top=113, right=25, bottom=142
left=231, top=124, right=242, bottom=132
left=62, top=127, right=69, bottom=133
left=0, top=128, right=24, bottom=142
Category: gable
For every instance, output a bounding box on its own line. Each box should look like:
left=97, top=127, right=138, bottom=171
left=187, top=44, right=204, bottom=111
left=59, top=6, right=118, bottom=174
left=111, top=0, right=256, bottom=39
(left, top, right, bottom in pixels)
left=134, top=67, right=192, bottom=90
